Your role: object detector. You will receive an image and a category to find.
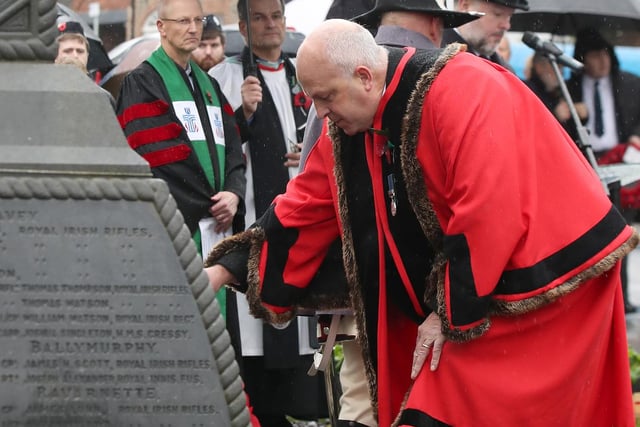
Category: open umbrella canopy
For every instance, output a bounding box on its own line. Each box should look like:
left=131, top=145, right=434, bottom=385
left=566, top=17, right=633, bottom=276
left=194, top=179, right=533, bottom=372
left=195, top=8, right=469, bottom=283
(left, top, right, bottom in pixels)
left=100, top=35, right=160, bottom=99
left=221, top=24, right=305, bottom=57
left=510, top=0, right=640, bottom=35
left=100, top=27, right=306, bottom=100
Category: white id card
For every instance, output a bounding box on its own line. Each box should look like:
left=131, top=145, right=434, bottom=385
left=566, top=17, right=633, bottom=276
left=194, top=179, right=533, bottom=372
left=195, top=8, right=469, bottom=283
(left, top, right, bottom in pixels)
left=199, top=217, right=230, bottom=257
left=623, top=145, right=640, bottom=164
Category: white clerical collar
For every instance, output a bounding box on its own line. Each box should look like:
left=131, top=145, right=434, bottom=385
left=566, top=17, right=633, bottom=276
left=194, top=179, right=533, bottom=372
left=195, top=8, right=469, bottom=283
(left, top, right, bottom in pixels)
left=185, top=63, right=194, bottom=90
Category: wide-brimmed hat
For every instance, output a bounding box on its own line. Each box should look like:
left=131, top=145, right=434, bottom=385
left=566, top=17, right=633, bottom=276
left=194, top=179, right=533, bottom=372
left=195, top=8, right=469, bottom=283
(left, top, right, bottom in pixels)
left=353, top=0, right=482, bottom=29
left=573, top=27, right=619, bottom=72
left=488, top=0, right=529, bottom=11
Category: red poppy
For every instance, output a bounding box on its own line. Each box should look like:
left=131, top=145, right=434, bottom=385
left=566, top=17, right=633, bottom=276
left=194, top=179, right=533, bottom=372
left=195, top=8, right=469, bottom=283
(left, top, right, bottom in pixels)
left=293, top=92, right=311, bottom=110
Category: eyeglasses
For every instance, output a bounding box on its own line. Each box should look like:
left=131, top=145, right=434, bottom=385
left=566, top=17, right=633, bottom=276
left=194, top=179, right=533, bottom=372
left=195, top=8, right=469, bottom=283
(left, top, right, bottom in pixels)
left=160, top=17, right=206, bottom=27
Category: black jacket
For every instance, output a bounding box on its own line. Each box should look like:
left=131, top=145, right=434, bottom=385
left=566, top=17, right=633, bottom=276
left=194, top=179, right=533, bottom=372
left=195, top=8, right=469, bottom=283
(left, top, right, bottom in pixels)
left=567, top=69, right=640, bottom=144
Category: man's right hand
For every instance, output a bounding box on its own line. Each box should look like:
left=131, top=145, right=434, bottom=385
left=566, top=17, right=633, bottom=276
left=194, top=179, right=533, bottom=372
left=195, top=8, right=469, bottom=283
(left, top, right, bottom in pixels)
left=205, top=264, right=238, bottom=293
left=241, top=75, right=262, bottom=120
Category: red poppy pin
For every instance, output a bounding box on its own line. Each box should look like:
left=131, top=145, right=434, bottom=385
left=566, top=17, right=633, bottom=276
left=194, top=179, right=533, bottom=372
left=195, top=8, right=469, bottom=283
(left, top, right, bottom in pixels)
left=293, top=92, right=312, bottom=110
left=206, top=91, right=213, bottom=104
left=369, top=128, right=393, bottom=162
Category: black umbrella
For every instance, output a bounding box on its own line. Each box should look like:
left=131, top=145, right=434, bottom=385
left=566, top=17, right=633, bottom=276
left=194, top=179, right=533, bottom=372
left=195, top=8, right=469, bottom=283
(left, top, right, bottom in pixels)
left=509, top=0, right=640, bottom=35
left=243, top=0, right=257, bottom=76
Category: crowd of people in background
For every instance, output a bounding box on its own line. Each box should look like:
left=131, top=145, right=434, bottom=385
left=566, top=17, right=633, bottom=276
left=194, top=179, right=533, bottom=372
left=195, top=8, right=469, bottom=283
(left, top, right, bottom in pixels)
left=191, top=13, right=226, bottom=71
left=56, top=0, right=640, bottom=425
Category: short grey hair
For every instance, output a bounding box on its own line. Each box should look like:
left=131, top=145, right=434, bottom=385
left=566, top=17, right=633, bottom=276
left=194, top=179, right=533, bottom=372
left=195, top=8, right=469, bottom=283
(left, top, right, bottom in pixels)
left=323, top=24, right=386, bottom=76
left=158, top=0, right=203, bottom=17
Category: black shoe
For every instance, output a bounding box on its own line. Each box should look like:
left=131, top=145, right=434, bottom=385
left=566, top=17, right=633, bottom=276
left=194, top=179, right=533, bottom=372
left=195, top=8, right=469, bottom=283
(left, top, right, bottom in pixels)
left=625, top=302, right=638, bottom=314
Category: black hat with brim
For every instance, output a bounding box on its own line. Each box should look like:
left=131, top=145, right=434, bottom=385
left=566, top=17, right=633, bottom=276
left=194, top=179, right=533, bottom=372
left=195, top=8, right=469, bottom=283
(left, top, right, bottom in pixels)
left=488, top=0, right=529, bottom=11
left=572, top=27, right=618, bottom=71
left=353, top=0, right=482, bottom=29
left=57, top=21, right=85, bottom=36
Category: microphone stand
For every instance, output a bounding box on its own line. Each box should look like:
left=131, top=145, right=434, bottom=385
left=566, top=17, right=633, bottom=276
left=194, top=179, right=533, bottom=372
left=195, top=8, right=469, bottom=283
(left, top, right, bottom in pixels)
left=546, top=53, right=612, bottom=195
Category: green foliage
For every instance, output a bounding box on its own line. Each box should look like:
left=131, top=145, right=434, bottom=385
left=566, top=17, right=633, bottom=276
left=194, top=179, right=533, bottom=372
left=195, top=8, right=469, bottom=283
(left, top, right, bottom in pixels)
left=333, top=343, right=344, bottom=371
left=629, top=347, right=640, bottom=385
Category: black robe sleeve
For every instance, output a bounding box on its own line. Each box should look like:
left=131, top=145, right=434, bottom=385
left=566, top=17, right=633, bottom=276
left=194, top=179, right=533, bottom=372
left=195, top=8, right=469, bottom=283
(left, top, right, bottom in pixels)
left=116, top=63, right=246, bottom=234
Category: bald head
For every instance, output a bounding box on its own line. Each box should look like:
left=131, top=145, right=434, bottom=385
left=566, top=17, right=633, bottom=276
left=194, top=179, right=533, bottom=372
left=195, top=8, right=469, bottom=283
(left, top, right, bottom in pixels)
left=297, top=19, right=387, bottom=136
left=298, top=19, right=385, bottom=84
left=298, top=19, right=363, bottom=55
left=156, top=0, right=204, bottom=67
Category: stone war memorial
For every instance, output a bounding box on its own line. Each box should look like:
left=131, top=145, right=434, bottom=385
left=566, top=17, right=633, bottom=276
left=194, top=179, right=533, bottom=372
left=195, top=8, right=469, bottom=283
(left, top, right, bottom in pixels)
left=0, top=1, right=250, bottom=426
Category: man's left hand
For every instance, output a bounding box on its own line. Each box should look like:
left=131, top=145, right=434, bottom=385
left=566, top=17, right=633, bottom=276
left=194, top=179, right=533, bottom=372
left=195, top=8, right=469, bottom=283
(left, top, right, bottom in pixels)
left=209, top=191, right=239, bottom=233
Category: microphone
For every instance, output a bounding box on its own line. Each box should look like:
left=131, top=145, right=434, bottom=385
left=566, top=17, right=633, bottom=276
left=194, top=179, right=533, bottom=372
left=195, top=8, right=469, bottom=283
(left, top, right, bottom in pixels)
left=522, top=32, right=584, bottom=72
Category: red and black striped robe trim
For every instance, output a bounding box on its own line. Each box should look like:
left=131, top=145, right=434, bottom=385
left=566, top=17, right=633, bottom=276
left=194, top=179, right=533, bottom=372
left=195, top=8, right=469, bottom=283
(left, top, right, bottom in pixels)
left=116, top=61, right=246, bottom=234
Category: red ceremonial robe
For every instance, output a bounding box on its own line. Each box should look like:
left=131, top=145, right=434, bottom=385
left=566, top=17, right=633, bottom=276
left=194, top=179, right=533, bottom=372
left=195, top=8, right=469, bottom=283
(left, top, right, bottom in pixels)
left=206, top=45, right=638, bottom=426
left=396, top=51, right=637, bottom=427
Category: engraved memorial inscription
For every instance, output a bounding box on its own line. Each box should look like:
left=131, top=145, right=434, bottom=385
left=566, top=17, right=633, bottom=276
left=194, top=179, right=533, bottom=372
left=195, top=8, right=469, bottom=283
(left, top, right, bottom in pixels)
left=0, top=199, right=227, bottom=426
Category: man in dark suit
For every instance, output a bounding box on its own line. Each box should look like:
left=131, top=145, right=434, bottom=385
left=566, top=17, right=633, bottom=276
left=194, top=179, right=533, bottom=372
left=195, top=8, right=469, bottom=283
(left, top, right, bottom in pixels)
left=441, top=0, right=528, bottom=70
left=567, top=27, right=640, bottom=313
left=567, top=28, right=640, bottom=158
